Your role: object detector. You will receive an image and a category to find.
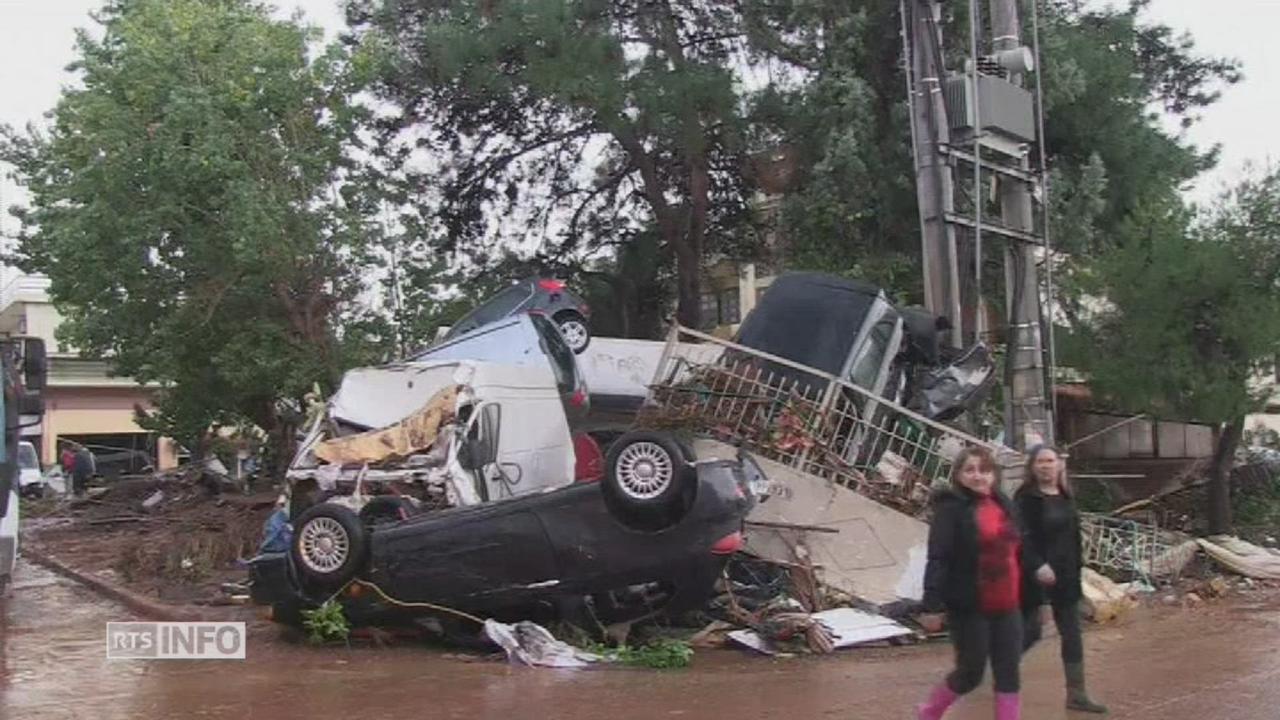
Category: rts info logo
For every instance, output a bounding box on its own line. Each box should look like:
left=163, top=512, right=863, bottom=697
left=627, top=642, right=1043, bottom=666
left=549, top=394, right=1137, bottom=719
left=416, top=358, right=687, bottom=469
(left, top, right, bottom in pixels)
left=106, top=622, right=246, bottom=660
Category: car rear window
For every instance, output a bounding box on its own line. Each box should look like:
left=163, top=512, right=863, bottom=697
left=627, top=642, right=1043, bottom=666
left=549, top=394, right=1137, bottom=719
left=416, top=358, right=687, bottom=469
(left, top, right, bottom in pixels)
left=529, top=314, right=576, bottom=395
left=449, top=284, right=530, bottom=336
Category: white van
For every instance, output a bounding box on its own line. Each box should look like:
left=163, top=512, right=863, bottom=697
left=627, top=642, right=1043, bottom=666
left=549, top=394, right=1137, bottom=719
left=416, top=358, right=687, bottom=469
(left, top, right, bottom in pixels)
left=410, top=313, right=589, bottom=425
left=287, top=359, right=575, bottom=514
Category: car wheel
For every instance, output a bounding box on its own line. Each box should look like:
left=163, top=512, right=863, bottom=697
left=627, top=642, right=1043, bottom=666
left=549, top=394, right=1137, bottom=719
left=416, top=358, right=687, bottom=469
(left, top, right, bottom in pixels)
left=554, top=311, right=591, bottom=354
left=290, top=503, right=368, bottom=590
left=604, top=432, right=691, bottom=512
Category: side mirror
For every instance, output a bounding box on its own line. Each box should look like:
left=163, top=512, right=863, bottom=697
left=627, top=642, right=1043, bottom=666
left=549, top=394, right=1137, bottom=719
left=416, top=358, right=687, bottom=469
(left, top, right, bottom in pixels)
left=22, top=338, right=47, bottom=392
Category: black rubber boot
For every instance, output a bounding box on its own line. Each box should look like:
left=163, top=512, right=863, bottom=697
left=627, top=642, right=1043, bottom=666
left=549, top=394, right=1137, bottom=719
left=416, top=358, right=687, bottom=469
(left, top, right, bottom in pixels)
left=1065, top=661, right=1108, bottom=714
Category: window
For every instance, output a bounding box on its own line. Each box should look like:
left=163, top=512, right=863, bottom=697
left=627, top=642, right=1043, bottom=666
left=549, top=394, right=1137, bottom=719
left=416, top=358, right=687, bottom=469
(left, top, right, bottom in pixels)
left=699, top=289, right=742, bottom=329
left=699, top=293, right=720, bottom=329
left=529, top=314, right=576, bottom=395
left=17, top=443, right=39, bottom=470
left=452, top=285, right=530, bottom=335
left=848, top=312, right=900, bottom=391
left=719, top=289, right=741, bottom=325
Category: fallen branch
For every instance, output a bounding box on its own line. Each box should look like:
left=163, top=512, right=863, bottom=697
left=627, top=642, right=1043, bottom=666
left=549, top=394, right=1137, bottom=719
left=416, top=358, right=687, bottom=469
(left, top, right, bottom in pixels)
left=87, top=516, right=151, bottom=526
left=745, top=520, right=841, bottom=534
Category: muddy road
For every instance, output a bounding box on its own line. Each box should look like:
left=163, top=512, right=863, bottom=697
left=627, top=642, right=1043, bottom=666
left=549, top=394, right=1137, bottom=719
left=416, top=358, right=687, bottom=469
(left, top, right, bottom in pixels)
left=3, top=560, right=1278, bottom=719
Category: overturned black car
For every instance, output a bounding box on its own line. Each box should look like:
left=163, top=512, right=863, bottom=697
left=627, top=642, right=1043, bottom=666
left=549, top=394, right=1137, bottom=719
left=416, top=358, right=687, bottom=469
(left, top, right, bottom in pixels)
left=251, top=432, right=762, bottom=630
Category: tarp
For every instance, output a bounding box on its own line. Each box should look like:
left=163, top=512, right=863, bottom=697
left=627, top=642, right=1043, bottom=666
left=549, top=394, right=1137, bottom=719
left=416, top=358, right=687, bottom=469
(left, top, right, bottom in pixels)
left=484, top=620, right=602, bottom=668
left=314, top=385, right=459, bottom=465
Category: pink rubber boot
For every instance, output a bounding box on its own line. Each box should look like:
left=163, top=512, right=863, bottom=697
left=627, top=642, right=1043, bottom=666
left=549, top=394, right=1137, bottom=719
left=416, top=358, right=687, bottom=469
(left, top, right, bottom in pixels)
left=994, top=692, right=1020, bottom=720
left=916, top=684, right=959, bottom=720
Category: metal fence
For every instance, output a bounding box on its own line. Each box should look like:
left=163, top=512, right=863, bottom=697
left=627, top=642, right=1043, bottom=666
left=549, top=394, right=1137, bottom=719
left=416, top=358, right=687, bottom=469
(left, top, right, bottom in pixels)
left=1079, top=512, right=1196, bottom=585
left=635, top=325, right=1019, bottom=517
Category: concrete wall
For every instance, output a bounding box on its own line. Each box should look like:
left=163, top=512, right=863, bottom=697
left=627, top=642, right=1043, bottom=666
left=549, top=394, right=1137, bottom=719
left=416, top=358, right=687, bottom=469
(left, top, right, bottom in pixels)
left=23, top=302, right=64, bottom=351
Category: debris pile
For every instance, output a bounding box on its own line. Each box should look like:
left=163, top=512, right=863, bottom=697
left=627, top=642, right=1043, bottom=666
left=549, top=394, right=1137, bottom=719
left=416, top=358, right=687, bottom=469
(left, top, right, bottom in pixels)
left=694, top=554, right=920, bottom=657
left=639, top=361, right=935, bottom=517
left=25, top=468, right=276, bottom=605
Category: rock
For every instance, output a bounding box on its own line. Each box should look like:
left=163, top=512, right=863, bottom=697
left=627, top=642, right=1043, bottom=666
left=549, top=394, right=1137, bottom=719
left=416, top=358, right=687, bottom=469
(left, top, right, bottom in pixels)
left=1161, top=594, right=1179, bottom=606
left=1206, top=577, right=1230, bottom=598
left=1184, top=592, right=1204, bottom=608
left=141, top=490, right=165, bottom=511
left=1081, top=568, right=1138, bottom=623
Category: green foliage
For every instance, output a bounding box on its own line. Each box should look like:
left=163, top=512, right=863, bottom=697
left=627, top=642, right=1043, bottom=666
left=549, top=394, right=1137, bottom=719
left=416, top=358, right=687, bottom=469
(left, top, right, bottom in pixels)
left=589, top=637, right=694, bottom=670
left=1039, top=2, right=1238, bottom=255
left=348, top=0, right=761, bottom=327
left=301, top=600, right=351, bottom=644
left=1074, top=184, right=1280, bottom=424
left=1, top=0, right=379, bottom=454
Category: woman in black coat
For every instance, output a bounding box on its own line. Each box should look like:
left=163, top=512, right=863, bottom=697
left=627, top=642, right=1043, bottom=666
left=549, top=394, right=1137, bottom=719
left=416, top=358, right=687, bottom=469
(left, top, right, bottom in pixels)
left=915, top=446, right=1030, bottom=720
left=1017, top=445, right=1107, bottom=714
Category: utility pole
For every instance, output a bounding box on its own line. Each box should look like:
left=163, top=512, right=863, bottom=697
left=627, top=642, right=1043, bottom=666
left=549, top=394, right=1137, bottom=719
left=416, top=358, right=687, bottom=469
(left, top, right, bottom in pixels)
left=903, top=0, right=963, bottom=349
left=988, top=0, right=1051, bottom=449
left=902, top=0, right=1053, bottom=450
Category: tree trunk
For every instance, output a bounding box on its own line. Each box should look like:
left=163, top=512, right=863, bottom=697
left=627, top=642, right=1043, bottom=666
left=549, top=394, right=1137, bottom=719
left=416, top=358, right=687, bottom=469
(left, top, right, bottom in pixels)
left=1207, top=416, right=1244, bottom=536
left=672, top=235, right=702, bottom=329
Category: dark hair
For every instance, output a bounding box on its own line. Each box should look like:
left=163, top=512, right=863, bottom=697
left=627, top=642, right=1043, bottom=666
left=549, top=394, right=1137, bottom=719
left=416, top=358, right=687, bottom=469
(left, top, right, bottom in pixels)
left=949, top=445, right=1000, bottom=491
left=1021, top=444, right=1072, bottom=496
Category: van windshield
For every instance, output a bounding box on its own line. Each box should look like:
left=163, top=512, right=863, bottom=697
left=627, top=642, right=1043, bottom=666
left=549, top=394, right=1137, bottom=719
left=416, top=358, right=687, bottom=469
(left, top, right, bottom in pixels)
left=529, top=314, right=576, bottom=395
left=17, top=443, right=39, bottom=470
left=848, top=308, right=900, bottom=392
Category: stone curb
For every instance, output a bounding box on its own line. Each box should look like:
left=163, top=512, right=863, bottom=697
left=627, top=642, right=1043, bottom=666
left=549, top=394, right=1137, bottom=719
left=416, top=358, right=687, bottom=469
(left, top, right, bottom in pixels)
left=22, top=545, right=207, bottom=622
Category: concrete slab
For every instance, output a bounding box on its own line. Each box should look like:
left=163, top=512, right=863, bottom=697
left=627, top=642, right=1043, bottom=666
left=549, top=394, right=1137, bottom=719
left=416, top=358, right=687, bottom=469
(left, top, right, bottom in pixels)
left=693, top=439, right=928, bottom=609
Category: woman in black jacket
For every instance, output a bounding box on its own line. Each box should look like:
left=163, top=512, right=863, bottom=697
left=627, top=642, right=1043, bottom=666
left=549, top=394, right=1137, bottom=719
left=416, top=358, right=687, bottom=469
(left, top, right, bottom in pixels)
left=915, top=446, right=1029, bottom=720
left=1017, top=445, right=1107, bottom=714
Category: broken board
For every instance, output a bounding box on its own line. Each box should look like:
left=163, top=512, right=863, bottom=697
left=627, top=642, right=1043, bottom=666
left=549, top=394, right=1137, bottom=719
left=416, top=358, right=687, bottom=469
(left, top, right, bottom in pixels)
left=693, top=439, right=928, bottom=609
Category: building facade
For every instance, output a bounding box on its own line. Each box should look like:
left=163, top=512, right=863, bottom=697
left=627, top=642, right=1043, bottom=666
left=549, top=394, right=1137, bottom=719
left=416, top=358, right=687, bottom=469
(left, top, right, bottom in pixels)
left=0, top=275, right=178, bottom=474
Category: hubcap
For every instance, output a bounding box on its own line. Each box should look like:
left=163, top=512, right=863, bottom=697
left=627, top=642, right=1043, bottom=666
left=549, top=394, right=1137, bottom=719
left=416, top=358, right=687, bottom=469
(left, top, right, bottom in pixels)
left=614, top=442, right=674, bottom=500
left=558, top=318, right=589, bottom=351
left=298, top=516, right=350, bottom=574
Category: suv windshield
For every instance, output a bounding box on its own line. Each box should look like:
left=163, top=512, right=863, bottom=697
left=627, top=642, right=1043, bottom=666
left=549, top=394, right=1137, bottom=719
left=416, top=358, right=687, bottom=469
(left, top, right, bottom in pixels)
left=529, top=314, right=576, bottom=395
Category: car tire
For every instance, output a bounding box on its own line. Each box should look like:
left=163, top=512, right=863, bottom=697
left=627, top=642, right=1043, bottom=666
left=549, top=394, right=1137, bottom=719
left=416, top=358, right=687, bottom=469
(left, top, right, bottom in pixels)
left=553, top=311, right=591, bottom=354
left=290, top=503, right=368, bottom=591
left=604, top=432, right=691, bottom=513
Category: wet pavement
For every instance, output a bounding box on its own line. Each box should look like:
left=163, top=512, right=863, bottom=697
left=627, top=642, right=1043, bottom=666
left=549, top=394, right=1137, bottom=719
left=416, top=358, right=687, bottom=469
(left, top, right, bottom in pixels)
left=3, top=559, right=1279, bottom=719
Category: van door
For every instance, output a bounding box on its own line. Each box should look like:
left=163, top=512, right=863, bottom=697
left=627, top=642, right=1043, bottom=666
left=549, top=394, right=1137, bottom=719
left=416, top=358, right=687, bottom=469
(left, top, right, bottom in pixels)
left=483, top=386, right=574, bottom=498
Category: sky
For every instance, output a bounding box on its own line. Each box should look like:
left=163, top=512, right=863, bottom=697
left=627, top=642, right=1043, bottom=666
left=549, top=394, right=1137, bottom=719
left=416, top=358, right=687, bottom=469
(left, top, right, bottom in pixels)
left=0, top=0, right=1275, bottom=244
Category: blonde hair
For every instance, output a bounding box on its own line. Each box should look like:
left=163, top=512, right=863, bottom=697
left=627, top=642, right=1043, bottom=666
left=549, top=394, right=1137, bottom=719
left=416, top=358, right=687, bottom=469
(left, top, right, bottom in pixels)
left=949, top=445, right=1000, bottom=491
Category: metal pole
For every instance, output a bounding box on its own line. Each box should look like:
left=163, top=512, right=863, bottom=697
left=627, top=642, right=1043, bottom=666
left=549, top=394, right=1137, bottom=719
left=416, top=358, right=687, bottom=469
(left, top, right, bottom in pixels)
left=1029, top=0, right=1058, bottom=444
left=988, top=0, right=1051, bottom=450
left=905, top=0, right=964, bottom=348
left=969, top=0, right=985, bottom=341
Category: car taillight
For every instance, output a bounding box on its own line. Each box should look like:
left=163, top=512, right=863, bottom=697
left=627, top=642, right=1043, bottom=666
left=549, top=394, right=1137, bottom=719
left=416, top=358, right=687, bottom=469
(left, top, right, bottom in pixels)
left=710, top=531, right=744, bottom=555
left=538, top=278, right=566, bottom=291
